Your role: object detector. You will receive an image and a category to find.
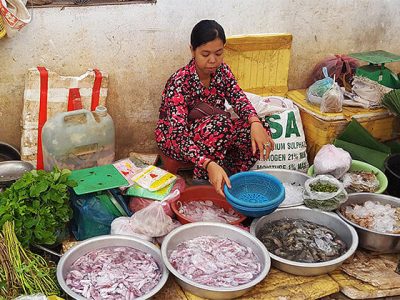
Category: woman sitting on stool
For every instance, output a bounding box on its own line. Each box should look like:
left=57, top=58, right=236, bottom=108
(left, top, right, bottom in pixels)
left=155, top=19, right=274, bottom=196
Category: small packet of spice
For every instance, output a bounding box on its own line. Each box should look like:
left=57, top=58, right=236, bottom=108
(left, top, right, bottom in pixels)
left=303, top=175, right=348, bottom=211
left=131, top=165, right=176, bottom=191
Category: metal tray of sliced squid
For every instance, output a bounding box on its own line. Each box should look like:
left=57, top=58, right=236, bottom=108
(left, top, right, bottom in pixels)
left=0, top=160, right=34, bottom=186
left=254, top=169, right=310, bottom=207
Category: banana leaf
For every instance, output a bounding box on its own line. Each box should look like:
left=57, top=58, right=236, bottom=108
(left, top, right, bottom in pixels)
left=333, top=139, right=389, bottom=171
left=337, top=118, right=391, bottom=154
left=383, top=89, right=400, bottom=117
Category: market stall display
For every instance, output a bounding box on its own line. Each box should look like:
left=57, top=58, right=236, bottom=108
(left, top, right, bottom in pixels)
left=161, top=222, right=270, bottom=299
left=337, top=193, right=400, bottom=253
left=250, top=207, right=358, bottom=276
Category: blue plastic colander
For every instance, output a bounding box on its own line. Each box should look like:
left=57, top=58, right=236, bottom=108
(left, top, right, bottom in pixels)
left=224, top=198, right=280, bottom=218
left=224, top=171, right=285, bottom=208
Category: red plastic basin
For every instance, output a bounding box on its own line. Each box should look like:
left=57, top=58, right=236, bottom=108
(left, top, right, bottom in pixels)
left=171, top=185, right=246, bottom=225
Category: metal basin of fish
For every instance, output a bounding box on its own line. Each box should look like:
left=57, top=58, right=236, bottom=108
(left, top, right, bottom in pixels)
left=254, top=169, right=310, bottom=207
left=337, top=193, right=400, bottom=253
left=250, top=207, right=358, bottom=276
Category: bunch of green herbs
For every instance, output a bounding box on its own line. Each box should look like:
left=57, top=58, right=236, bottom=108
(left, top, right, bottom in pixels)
left=0, top=168, right=76, bottom=247
left=0, top=221, right=59, bottom=298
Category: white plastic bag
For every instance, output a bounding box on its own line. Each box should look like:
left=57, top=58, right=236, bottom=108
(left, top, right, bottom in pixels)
left=320, top=82, right=344, bottom=113
left=307, top=67, right=334, bottom=106
left=110, top=217, right=155, bottom=242
left=314, top=144, right=352, bottom=179
left=112, top=202, right=176, bottom=237
left=303, top=175, right=348, bottom=211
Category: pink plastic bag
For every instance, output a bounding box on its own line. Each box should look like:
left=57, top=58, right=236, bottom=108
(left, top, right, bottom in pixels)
left=128, top=176, right=186, bottom=217
left=127, top=201, right=176, bottom=237
left=308, top=55, right=359, bottom=90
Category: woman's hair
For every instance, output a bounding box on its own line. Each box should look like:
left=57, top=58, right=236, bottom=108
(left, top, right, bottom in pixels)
left=190, top=20, right=226, bottom=50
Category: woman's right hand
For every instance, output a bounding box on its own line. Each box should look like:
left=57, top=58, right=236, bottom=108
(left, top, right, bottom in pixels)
left=207, top=161, right=231, bottom=197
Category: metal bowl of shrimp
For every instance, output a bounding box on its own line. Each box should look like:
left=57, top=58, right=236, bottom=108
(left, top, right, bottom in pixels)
left=161, top=222, right=271, bottom=299
left=250, top=206, right=358, bottom=276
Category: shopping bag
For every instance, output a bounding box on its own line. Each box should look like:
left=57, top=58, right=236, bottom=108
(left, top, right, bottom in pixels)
left=21, top=67, right=108, bottom=169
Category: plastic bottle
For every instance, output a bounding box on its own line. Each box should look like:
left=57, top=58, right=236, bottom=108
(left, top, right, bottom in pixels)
left=42, top=106, right=115, bottom=171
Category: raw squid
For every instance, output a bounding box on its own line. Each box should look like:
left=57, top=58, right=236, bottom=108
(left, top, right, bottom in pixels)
left=169, top=236, right=261, bottom=287
left=65, top=246, right=162, bottom=299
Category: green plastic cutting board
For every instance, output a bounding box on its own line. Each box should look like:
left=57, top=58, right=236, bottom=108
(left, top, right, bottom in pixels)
left=69, top=164, right=129, bottom=195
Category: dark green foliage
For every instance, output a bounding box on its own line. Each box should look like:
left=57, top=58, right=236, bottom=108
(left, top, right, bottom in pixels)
left=0, top=168, right=76, bottom=247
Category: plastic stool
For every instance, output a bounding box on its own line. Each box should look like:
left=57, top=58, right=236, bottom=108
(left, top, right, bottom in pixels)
left=159, top=152, right=194, bottom=174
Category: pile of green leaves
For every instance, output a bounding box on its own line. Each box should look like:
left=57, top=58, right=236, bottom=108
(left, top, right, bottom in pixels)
left=0, top=168, right=76, bottom=247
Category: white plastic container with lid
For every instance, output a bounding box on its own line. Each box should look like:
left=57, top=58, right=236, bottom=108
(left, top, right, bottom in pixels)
left=42, top=106, right=115, bottom=171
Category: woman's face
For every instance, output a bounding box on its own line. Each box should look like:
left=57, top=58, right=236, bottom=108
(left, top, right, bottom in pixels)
left=191, top=38, right=224, bottom=79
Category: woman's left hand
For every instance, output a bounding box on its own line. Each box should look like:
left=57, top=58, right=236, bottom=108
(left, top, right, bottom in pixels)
left=250, top=121, right=275, bottom=160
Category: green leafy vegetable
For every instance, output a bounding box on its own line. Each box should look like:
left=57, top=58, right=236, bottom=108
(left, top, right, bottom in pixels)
left=309, top=182, right=338, bottom=193
left=0, top=168, right=76, bottom=247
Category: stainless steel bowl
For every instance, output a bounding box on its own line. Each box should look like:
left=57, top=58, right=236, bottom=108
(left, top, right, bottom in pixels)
left=337, top=193, right=400, bottom=253
left=0, top=160, right=34, bottom=187
left=254, top=169, right=311, bottom=207
left=250, top=207, right=358, bottom=276
left=56, top=235, right=169, bottom=300
left=161, top=222, right=271, bottom=300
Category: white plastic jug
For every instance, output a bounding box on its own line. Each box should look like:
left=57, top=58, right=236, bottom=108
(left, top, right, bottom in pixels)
left=42, top=106, right=115, bottom=171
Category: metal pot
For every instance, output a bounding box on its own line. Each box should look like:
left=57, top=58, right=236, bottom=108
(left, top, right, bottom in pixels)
left=0, top=142, right=20, bottom=162
left=250, top=206, right=358, bottom=276
left=56, top=235, right=169, bottom=300
left=161, top=222, right=271, bottom=300
left=337, top=193, right=400, bottom=253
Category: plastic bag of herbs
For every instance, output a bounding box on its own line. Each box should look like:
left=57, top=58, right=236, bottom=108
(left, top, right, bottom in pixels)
left=0, top=168, right=76, bottom=248
left=303, top=175, right=348, bottom=211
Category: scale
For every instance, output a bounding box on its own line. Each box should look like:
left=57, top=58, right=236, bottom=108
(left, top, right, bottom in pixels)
left=348, top=50, right=400, bottom=89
